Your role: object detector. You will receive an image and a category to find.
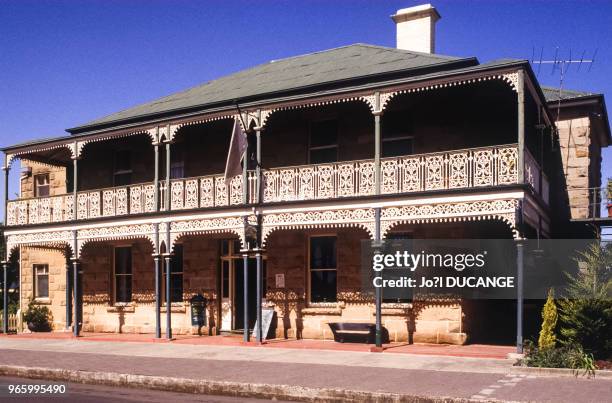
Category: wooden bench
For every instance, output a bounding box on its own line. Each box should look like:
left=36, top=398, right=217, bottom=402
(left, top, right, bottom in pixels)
left=327, top=322, right=381, bottom=344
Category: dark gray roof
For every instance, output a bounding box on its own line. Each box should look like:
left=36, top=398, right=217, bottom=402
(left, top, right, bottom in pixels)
left=541, top=86, right=597, bottom=102
left=71, top=44, right=473, bottom=131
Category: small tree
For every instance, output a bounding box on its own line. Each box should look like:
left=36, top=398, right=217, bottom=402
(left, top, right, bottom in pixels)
left=538, top=288, right=557, bottom=350
left=558, top=243, right=612, bottom=359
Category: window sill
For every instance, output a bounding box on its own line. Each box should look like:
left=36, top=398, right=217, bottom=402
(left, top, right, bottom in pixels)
left=303, top=302, right=343, bottom=316
left=161, top=303, right=186, bottom=313
left=107, top=304, right=135, bottom=313
left=34, top=298, right=51, bottom=305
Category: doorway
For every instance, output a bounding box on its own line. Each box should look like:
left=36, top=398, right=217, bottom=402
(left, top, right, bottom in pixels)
left=219, top=240, right=266, bottom=332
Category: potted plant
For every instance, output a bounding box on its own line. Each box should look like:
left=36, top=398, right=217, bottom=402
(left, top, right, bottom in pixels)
left=22, top=299, right=52, bottom=332
left=607, top=178, right=612, bottom=217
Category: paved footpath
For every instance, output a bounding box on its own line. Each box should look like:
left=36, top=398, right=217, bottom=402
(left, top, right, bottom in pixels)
left=0, top=338, right=610, bottom=402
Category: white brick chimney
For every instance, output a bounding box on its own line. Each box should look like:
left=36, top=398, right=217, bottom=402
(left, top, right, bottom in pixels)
left=391, top=4, right=441, bottom=53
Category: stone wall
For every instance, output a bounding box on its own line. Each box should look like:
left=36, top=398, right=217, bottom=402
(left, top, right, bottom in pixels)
left=557, top=117, right=599, bottom=219
left=22, top=221, right=515, bottom=343
left=20, top=160, right=67, bottom=199
left=264, top=227, right=468, bottom=344
left=19, top=246, right=68, bottom=331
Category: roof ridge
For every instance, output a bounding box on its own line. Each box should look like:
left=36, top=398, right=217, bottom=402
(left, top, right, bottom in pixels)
left=268, top=43, right=462, bottom=64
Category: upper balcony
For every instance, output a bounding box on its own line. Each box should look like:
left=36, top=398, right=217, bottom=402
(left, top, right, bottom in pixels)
left=4, top=74, right=554, bottom=228
left=4, top=143, right=543, bottom=227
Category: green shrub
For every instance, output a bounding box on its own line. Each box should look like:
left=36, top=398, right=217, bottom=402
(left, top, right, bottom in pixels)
left=558, top=243, right=612, bottom=359
left=538, top=288, right=557, bottom=350
left=22, top=299, right=52, bottom=332
left=521, top=340, right=596, bottom=377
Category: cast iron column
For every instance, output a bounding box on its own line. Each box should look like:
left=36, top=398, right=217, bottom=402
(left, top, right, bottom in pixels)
left=373, top=92, right=383, bottom=348
left=3, top=166, right=8, bottom=225
left=65, top=259, right=71, bottom=330
left=243, top=253, right=249, bottom=342
left=374, top=208, right=382, bottom=348
left=2, top=165, right=8, bottom=334
left=165, top=140, right=171, bottom=211
left=72, top=156, right=78, bottom=219
left=2, top=261, right=8, bottom=334
left=516, top=239, right=524, bottom=354
left=154, top=254, right=161, bottom=338
left=517, top=69, right=525, bottom=184
left=165, top=254, right=172, bottom=339
left=72, top=259, right=80, bottom=337
left=153, top=141, right=160, bottom=211
left=255, top=251, right=263, bottom=342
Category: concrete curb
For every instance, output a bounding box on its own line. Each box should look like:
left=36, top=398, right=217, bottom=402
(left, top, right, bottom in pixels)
left=510, top=366, right=612, bottom=379
left=0, top=364, right=490, bottom=403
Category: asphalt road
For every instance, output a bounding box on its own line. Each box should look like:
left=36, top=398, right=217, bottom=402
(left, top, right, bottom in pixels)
left=0, top=377, right=279, bottom=403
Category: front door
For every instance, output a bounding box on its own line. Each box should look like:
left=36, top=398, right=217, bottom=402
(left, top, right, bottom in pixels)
left=233, top=257, right=257, bottom=331
left=219, top=240, right=265, bottom=332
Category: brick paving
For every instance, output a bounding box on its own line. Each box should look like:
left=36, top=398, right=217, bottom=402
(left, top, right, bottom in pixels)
left=4, top=332, right=515, bottom=359
left=0, top=337, right=610, bottom=402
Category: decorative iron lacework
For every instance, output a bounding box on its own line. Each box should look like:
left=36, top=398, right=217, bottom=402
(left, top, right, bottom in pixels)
left=380, top=199, right=520, bottom=239
left=261, top=208, right=377, bottom=246
left=169, top=216, right=247, bottom=251
left=77, top=224, right=156, bottom=257
left=6, top=231, right=74, bottom=260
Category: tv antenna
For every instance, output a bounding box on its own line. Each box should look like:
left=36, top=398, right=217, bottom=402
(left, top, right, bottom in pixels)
left=530, top=47, right=597, bottom=121
left=530, top=47, right=597, bottom=177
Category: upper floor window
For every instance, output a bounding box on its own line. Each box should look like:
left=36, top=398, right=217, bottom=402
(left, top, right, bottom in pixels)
left=113, top=150, right=132, bottom=186
left=309, top=236, right=337, bottom=303
left=170, top=143, right=185, bottom=179
left=34, top=173, right=50, bottom=197
left=34, top=264, right=49, bottom=298
left=309, top=120, right=338, bottom=164
left=382, top=112, right=414, bottom=158
left=114, top=246, right=132, bottom=303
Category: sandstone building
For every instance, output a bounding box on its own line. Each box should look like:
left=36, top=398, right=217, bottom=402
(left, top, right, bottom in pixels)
left=2, top=4, right=610, bottom=346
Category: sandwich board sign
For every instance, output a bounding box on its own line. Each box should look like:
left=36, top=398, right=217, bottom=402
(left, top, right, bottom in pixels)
left=251, top=308, right=275, bottom=340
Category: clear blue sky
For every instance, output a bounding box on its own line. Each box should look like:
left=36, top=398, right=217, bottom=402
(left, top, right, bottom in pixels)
left=1, top=0, right=610, bottom=217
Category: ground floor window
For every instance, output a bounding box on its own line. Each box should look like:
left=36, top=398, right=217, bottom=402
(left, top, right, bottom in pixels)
left=114, top=246, right=132, bottom=303
left=383, top=232, right=413, bottom=303
left=164, top=244, right=184, bottom=302
left=309, top=235, right=337, bottom=303
left=33, top=264, right=49, bottom=298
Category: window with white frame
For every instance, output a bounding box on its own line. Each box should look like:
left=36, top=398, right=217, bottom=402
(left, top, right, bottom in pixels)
left=34, top=173, right=50, bottom=197
left=309, top=236, right=337, bottom=303
left=114, top=246, right=132, bottom=303
left=309, top=120, right=338, bottom=164
left=34, top=264, right=49, bottom=298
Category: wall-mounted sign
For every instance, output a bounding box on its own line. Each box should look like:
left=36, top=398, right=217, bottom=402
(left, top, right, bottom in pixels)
left=275, top=273, right=285, bottom=288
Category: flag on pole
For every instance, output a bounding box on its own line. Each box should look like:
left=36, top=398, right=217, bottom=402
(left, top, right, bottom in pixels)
left=224, top=117, right=248, bottom=184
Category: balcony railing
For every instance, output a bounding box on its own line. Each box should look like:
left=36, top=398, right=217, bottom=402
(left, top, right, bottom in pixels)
left=6, top=144, right=520, bottom=226
left=524, top=150, right=549, bottom=205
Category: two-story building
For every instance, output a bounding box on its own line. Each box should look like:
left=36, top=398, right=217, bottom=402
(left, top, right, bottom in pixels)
left=2, top=5, right=609, bottom=347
